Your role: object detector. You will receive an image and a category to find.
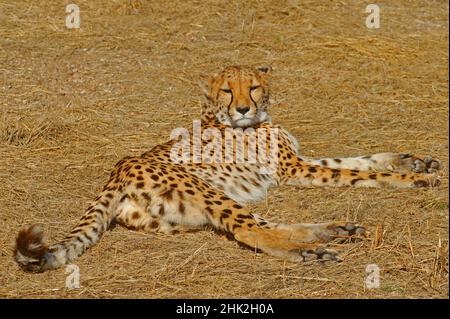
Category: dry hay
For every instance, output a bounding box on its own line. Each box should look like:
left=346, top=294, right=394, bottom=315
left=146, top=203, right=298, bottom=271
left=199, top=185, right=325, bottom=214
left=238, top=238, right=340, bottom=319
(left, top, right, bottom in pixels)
left=0, top=0, right=448, bottom=298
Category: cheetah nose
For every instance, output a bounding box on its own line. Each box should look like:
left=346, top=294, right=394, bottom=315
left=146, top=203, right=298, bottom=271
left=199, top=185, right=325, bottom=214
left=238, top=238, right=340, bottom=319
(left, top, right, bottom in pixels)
left=236, top=106, right=250, bottom=115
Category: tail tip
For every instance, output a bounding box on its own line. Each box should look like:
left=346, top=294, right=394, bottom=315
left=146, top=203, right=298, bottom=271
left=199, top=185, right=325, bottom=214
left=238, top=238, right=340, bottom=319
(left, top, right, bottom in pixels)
left=14, top=224, right=48, bottom=272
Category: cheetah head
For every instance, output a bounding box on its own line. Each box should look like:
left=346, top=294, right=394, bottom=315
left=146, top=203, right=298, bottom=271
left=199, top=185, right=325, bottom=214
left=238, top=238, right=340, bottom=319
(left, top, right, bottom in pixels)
left=200, top=65, right=272, bottom=128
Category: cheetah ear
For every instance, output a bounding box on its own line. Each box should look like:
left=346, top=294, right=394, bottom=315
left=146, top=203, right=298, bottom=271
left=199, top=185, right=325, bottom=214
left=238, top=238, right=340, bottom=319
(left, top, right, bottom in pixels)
left=198, top=73, right=216, bottom=98
left=256, top=66, right=272, bottom=75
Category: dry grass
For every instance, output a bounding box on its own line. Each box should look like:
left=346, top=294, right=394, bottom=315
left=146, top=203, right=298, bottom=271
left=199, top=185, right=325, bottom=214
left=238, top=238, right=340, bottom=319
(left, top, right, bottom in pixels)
left=0, top=0, right=448, bottom=298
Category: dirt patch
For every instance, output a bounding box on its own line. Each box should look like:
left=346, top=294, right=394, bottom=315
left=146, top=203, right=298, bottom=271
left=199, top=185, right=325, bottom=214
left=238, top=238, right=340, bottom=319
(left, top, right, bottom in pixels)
left=0, top=0, right=448, bottom=298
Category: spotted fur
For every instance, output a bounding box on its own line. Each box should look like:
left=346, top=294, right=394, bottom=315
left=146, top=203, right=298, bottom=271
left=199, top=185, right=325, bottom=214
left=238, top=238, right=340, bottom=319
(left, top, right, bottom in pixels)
left=15, top=65, right=441, bottom=272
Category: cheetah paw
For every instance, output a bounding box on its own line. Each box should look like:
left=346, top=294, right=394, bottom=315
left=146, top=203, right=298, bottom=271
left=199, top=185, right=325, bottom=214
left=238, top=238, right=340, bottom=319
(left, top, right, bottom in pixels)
left=399, top=153, right=441, bottom=174
left=297, top=247, right=340, bottom=262
left=328, top=222, right=367, bottom=237
left=325, top=222, right=367, bottom=243
left=412, top=173, right=441, bottom=187
left=315, top=222, right=368, bottom=242
left=302, top=222, right=367, bottom=244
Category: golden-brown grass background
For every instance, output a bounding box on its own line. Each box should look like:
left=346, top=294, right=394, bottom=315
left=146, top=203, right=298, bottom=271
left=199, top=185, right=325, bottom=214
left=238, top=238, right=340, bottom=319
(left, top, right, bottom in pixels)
left=0, top=0, right=448, bottom=298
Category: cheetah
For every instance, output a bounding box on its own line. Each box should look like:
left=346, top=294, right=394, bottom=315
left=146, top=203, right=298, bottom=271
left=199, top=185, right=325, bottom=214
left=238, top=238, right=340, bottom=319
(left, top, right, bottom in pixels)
left=15, top=65, right=441, bottom=272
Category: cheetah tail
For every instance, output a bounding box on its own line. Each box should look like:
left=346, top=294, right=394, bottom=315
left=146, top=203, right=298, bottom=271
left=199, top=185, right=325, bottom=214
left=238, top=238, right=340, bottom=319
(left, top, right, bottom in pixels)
left=14, top=190, right=119, bottom=272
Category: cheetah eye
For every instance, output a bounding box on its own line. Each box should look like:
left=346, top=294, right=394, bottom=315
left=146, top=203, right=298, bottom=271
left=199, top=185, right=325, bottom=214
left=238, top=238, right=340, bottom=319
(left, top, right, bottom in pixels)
left=220, top=89, right=232, bottom=94
left=250, top=85, right=261, bottom=91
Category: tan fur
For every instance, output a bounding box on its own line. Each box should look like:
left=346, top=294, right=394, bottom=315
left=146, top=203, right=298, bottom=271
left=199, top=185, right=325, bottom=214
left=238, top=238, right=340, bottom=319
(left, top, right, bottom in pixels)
left=15, top=65, right=441, bottom=272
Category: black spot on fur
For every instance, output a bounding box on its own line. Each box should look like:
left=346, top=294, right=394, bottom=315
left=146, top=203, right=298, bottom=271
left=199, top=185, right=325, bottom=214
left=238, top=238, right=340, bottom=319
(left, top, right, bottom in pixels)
left=150, top=221, right=159, bottom=229
left=179, top=203, right=185, bottom=214
left=142, top=193, right=151, bottom=201
left=227, top=223, right=240, bottom=232
left=136, top=182, right=145, bottom=189
left=132, top=212, right=140, bottom=219
left=164, top=188, right=175, bottom=200
left=220, top=212, right=229, bottom=219
left=351, top=178, right=364, bottom=185
left=100, top=201, right=110, bottom=208
left=331, top=170, right=340, bottom=179
left=258, top=221, right=267, bottom=226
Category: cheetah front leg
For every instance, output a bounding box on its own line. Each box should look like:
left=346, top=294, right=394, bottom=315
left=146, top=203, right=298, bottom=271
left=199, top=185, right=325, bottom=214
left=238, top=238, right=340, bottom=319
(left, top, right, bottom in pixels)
left=300, top=153, right=441, bottom=174
left=280, top=157, right=440, bottom=188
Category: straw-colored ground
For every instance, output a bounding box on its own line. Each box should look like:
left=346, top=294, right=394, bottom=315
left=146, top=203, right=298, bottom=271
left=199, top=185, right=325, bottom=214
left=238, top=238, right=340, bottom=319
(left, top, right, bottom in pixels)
left=0, top=0, right=448, bottom=298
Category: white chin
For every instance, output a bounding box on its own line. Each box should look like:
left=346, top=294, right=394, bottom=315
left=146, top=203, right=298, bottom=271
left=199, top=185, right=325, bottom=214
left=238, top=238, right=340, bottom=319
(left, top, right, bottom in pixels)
left=233, top=118, right=253, bottom=128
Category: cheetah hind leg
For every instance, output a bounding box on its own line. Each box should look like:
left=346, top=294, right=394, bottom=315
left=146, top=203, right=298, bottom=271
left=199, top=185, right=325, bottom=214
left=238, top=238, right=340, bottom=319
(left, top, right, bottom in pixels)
left=233, top=221, right=367, bottom=262
left=287, top=221, right=367, bottom=244
left=252, top=214, right=366, bottom=243
left=114, top=193, right=203, bottom=235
